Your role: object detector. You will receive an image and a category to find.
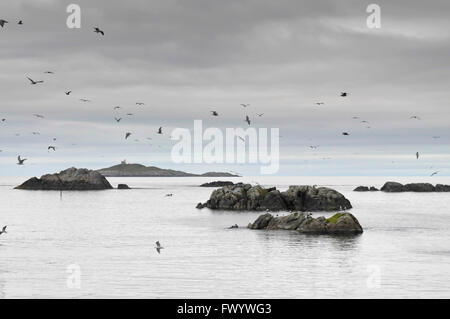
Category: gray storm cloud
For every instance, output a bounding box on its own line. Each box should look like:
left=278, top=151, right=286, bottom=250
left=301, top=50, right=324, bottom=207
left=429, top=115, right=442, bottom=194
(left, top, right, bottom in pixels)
left=0, top=0, right=449, bottom=176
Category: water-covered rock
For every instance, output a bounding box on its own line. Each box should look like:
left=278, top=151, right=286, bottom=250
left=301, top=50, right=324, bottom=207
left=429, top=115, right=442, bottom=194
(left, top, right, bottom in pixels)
left=197, top=183, right=352, bottom=212
left=248, top=212, right=363, bottom=234
left=200, top=181, right=234, bottom=187
left=117, top=184, right=131, bottom=189
left=354, top=186, right=370, bottom=192
left=15, top=167, right=113, bottom=190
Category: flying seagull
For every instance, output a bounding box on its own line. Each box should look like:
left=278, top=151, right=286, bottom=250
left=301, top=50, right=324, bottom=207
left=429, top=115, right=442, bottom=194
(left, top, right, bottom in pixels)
left=65, top=91, right=72, bottom=95
left=18, top=20, right=23, bottom=25
left=257, top=113, right=264, bottom=117
left=211, top=111, right=219, bottom=116
left=416, top=152, right=419, bottom=159
left=315, top=102, right=324, bottom=106
left=94, top=27, right=104, bottom=35
left=79, top=99, right=91, bottom=102
left=157, top=127, right=163, bottom=134
left=136, top=102, right=145, bottom=106
left=125, top=132, right=132, bottom=140
left=27, top=77, right=43, bottom=85
left=33, top=114, right=44, bottom=119
left=114, top=117, right=122, bottom=122
left=126, top=113, right=133, bottom=116
left=0, top=20, right=8, bottom=28
left=245, top=115, right=251, bottom=126
left=114, top=106, right=121, bottom=110
left=155, top=241, right=164, bottom=254
left=44, top=71, right=54, bottom=74
left=17, top=155, right=26, bottom=165
left=241, top=103, right=250, bottom=108
left=430, top=171, right=439, bottom=177
left=342, top=132, right=350, bottom=136
left=0, top=226, right=6, bottom=235
left=410, top=116, right=420, bottom=120
left=48, top=146, right=56, bottom=152
left=340, top=92, right=348, bottom=97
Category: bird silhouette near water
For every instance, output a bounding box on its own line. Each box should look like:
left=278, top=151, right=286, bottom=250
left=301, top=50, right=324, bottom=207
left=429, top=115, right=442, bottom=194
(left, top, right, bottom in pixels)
left=155, top=241, right=164, bottom=254
left=0, top=226, right=7, bottom=235
left=17, top=156, right=26, bottom=165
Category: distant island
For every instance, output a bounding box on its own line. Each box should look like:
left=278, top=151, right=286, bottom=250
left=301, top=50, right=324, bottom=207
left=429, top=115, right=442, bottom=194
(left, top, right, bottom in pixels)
left=96, top=162, right=240, bottom=177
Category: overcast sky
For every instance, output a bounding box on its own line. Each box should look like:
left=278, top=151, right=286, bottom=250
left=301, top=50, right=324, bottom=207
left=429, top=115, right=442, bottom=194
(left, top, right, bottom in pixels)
left=0, top=0, right=449, bottom=176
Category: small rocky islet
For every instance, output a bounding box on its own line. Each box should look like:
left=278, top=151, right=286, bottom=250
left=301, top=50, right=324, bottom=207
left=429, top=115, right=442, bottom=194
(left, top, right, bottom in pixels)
left=354, top=181, right=450, bottom=192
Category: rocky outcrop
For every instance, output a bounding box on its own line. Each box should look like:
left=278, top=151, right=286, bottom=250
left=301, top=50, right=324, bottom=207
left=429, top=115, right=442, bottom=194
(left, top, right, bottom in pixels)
left=248, top=212, right=363, bottom=234
left=197, top=183, right=352, bottom=212
left=200, top=181, right=234, bottom=187
left=381, top=182, right=449, bottom=192
left=354, top=186, right=379, bottom=192
left=15, top=167, right=113, bottom=190
left=117, top=184, right=131, bottom=189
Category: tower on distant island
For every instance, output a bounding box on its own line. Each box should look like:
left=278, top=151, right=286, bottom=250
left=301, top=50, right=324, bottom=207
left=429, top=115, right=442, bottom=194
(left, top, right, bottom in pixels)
left=121, top=159, right=127, bottom=165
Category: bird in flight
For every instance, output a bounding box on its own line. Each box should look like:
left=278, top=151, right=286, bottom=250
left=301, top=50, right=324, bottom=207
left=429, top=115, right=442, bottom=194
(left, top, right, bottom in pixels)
left=136, top=102, right=145, bottom=106
left=32, top=132, right=40, bottom=135
left=126, top=113, right=133, bottom=116
left=211, top=111, right=219, bottom=116
left=0, top=226, right=7, bottom=235
left=416, top=152, right=419, bottom=159
left=125, top=132, right=132, bottom=140
left=114, top=117, right=122, bottom=122
left=18, top=20, right=23, bottom=25
left=94, top=27, right=104, bottom=35
left=17, top=155, right=26, bottom=165
left=430, top=171, right=439, bottom=177
left=65, top=91, right=72, bottom=95
left=155, top=241, right=164, bottom=254
left=342, top=132, right=350, bottom=136
left=241, top=104, right=250, bottom=108
left=27, top=77, right=43, bottom=85
left=79, top=99, right=91, bottom=102
left=33, top=114, right=45, bottom=119
left=114, top=106, right=121, bottom=110
left=410, top=116, right=420, bottom=120
left=44, top=71, right=54, bottom=74
left=48, top=146, right=56, bottom=152
left=315, top=102, right=324, bottom=106
left=309, top=145, right=319, bottom=149
left=0, top=19, right=8, bottom=28
left=257, top=113, right=264, bottom=117
left=157, top=127, right=163, bottom=134
left=238, top=136, right=245, bottom=142
left=340, top=92, right=348, bottom=97
left=245, top=115, right=251, bottom=126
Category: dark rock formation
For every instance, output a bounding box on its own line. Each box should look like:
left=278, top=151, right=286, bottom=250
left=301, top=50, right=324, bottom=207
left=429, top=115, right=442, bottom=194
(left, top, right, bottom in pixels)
left=197, top=183, right=352, bottom=212
left=380, top=182, right=449, bottom=192
left=200, top=181, right=234, bottom=187
left=380, top=181, right=405, bottom=192
left=117, top=184, right=131, bottom=189
left=248, top=212, right=363, bottom=234
left=354, top=186, right=369, bottom=192
left=15, top=167, right=113, bottom=190
left=369, top=186, right=379, bottom=191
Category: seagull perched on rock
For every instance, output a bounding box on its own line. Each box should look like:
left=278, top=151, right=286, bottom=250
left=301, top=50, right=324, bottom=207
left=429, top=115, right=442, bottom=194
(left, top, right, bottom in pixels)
left=0, top=20, right=8, bottom=28
left=94, top=27, right=104, bottom=35
left=0, top=226, right=7, bottom=235
left=17, top=155, right=26, bottom=165
left=155, top=241, right=164, bottom=254
left=27, top=77, right=43, bottom=85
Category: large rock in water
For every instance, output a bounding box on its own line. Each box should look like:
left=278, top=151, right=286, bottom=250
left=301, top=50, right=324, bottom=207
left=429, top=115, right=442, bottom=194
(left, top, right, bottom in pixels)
left=380, top=181, right=405, bottom=192
left=15, top=167, right=113, bottom=190
left=197, top=183, right=352, bottom=212
left=380, top=182, right=449, bottom=192
left=200, top=181, right=234, bottom=187
left=248, top=212, right=363, bottom=235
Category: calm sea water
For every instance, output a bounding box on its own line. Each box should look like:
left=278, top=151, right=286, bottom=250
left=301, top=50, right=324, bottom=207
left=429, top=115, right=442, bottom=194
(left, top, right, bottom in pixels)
left=0, top=176, right=449, bottom=298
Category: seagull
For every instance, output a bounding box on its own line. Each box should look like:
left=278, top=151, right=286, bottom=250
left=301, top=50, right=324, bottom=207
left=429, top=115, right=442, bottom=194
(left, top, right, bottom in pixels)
left=430, top=171, right=439, bottom=177
left=33, top=114, right=44, bottom=119
left=340, top=92, right=348, bottom=97
left=241, top=103, right=250, bottom=108
left=27, top=77, right=43, bottom=85
left=165, top=193, right=173, bottom=197
left=410, top=116, right=420, bottom=120
left=126, top=113, right=133, bottom=116
left=157, top=127, right=163, bottom=134
left=0, top=226, right=7, bottom=235
left=94, top=27, right=104, bottom=35
left=309, top=145, right=319, bottom=149
left=18, top=20, right=23, bottom=25
left=79, top=99, right=91, bottom=102
left=211, top=111, right=219, bottom=116
left=352, top=116, right=359, bottom=119
left=238, top=136, right=245, bottom=142
left=155, top=241, right=164, bottom=254
left=113, top=106, right=121, bottom=110
left=32, top=132, right=40, bottom=135
left=114, top=117, right=122, bottom=122
left=65, top=91, right=72, bottom=95
left=257, top=113, right=264, bottom=117
left=315, top=102, right=324, bottom=106
left=48, top=146, right=56, bottom=152
left=342, top=132, right=350, bottom=136
left=0, top=20, right=8, bottom=28
left=17, top=155, right=26, bottom=165
left=245, top=115, right=251, bottom=126
left=416, top=152, right=419, bottom=159
left=136, top=102, right=145, bottom=106
left=1, top=118, right=6, bottom=122
left=125, top=132, right=132, bottom=139
left=44, top=71, right=54, bottom=74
